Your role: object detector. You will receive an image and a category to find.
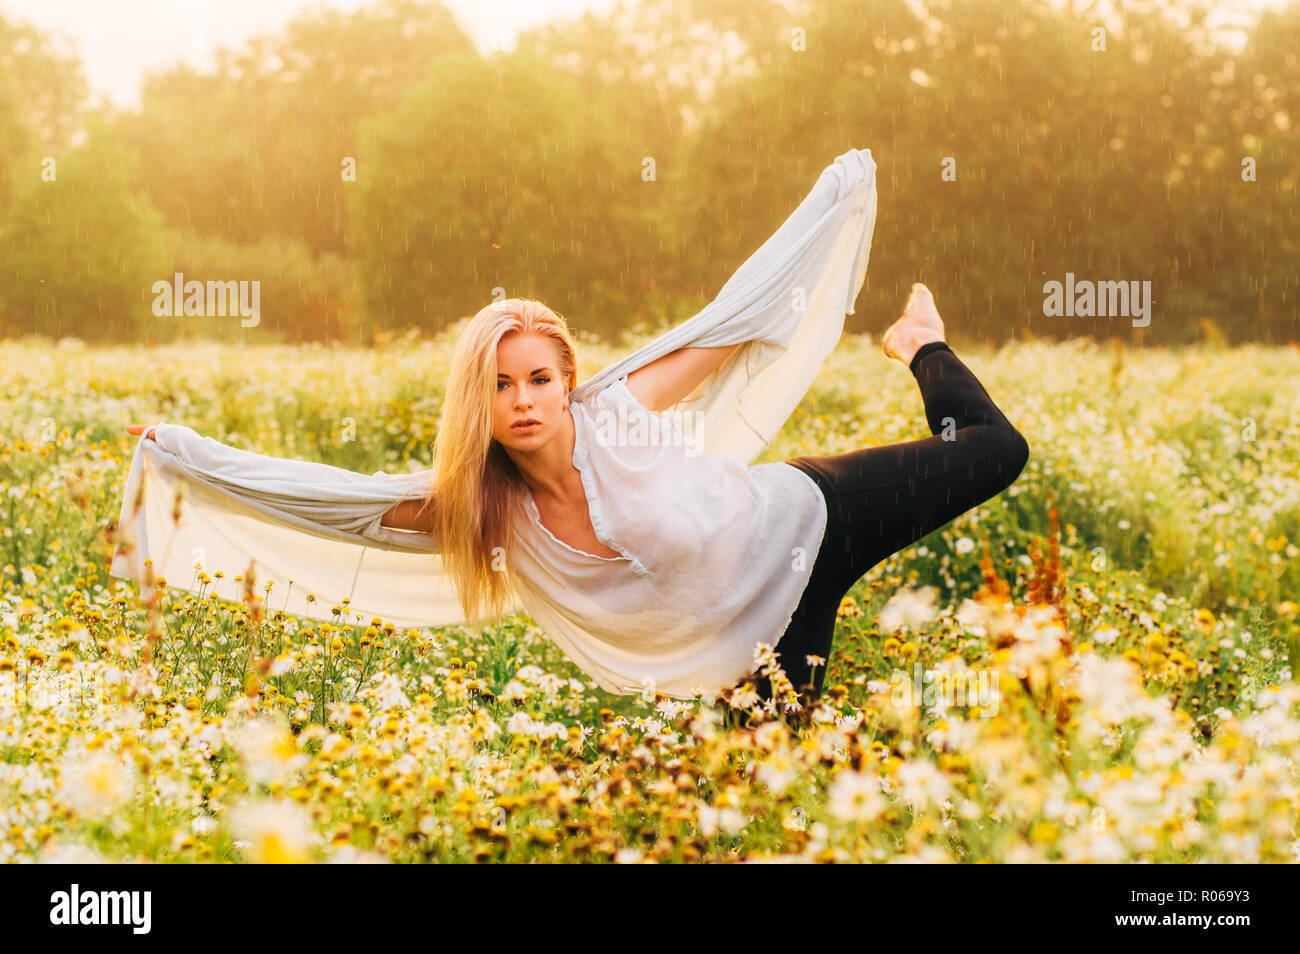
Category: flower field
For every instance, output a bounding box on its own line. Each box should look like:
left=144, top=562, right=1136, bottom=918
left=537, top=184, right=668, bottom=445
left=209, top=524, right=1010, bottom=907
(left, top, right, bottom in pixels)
left=1, top=330, right=1298, bottom=863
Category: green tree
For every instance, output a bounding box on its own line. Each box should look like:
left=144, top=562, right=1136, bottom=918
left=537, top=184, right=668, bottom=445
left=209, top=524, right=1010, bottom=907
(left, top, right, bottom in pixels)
left=0, top=11, right=87, bottom=150
left=1218, top=1, right=1300, bottom=339
left=679, top=0, right=1269, bottom=344
left=113, top=0, right=476, bottom=257
left=514, top=0, right=803, bottom=327
left=349, top=48, right=639, bottom=335
left=0, top=11, right=88, bottom=214
left=0, top=66, right=29, bottom=215
left=0, top=116, right=167, bottom=340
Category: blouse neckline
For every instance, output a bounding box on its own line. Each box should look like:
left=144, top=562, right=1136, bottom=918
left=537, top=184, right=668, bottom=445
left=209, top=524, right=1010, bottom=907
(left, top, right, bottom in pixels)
left=520, top=401, right=629, bottom=565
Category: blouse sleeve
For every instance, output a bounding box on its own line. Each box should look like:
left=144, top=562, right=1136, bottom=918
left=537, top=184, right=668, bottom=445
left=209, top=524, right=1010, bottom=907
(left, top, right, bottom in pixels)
left=149, top=421, right=437, bottom=542
left=109, top=423, right=472, bottom=631
left=583, top=375, right=699, bottom=458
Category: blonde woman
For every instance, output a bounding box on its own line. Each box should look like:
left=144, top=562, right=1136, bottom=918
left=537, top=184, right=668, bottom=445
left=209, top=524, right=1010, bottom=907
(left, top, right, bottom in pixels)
left=130, top=288, right=1025, bottom=712
left=123, top=150, right=1028, bottom=713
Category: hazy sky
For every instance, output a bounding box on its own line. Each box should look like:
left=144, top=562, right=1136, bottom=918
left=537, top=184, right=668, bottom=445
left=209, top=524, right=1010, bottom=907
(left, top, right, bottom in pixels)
left=0, top=0, right=1287, bottom=111
left=0, top=0, right=622, bottom=109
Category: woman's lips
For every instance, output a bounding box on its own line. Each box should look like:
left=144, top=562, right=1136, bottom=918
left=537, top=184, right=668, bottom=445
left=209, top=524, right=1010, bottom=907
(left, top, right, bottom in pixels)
left=512, top=421, right=540, bottom=430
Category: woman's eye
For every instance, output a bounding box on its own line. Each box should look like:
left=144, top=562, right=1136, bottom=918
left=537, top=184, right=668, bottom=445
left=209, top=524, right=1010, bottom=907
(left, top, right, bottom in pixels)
left=498, top=377, right=548, bottom=390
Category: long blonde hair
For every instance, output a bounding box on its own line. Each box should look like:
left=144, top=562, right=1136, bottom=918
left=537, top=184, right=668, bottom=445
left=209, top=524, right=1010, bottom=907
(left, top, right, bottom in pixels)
left=430, top=298, right=579, bottom=628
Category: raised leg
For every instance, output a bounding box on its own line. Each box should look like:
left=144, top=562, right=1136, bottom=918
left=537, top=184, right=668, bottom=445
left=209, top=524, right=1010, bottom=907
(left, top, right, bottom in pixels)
left=759, top=340, right=1029, bottom=701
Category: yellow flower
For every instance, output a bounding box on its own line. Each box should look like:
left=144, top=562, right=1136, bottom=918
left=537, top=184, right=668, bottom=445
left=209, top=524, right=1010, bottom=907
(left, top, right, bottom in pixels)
left=228, top=799, right=314, bottom=863
left=1030, top=821, right=1059, bottom=843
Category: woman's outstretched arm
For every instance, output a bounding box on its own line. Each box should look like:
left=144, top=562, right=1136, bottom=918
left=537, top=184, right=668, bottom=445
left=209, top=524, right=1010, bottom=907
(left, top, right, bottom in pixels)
left=128, top=422, right=437, bottom=537
left=624, top=343, right=740, bottom=413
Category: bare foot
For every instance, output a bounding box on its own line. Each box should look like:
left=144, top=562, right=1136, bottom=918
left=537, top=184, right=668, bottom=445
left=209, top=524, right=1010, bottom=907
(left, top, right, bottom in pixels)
left=882, top=283, right=946, bottom=365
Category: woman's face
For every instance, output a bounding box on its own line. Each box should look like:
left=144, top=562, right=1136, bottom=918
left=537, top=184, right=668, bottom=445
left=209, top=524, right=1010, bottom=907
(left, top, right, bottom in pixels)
left=492, top=332, right=569, bottom=452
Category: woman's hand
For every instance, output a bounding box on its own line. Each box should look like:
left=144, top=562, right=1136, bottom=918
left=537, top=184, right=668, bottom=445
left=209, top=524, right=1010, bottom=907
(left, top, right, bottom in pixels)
left=126, top=425, right=158, bottom=441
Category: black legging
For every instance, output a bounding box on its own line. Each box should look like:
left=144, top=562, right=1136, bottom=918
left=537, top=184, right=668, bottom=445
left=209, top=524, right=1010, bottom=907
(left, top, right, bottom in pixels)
left=748, top=340, right=1030, bottom=702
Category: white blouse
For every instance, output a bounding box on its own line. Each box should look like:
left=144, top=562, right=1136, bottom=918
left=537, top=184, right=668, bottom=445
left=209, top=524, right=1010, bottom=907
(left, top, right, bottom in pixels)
left=507, top=374, right=828, bottom=699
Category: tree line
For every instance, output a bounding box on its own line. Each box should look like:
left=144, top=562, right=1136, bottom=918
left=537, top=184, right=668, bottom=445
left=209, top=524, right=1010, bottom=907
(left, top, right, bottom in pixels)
left=0, top=0, right=1295, bottom=346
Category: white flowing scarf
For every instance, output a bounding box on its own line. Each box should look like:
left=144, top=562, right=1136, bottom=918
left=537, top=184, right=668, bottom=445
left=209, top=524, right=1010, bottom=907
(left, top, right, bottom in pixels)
left=110, top=147, right=878, bottom=631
